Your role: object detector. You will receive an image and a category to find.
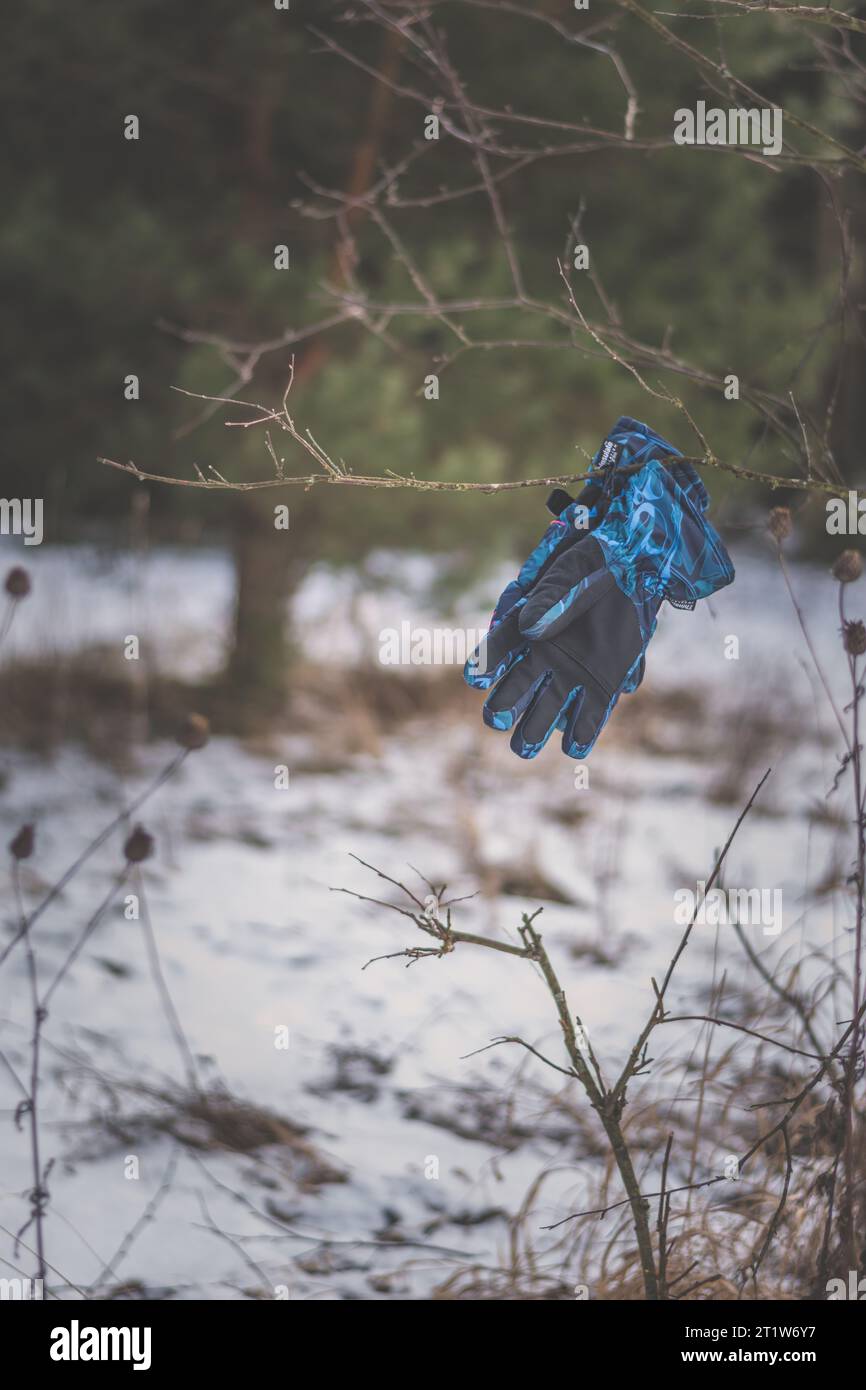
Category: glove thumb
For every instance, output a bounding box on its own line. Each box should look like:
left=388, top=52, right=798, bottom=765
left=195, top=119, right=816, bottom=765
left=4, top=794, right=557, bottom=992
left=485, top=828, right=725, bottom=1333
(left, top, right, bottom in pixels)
left=518, top=536, right=614, bottom=642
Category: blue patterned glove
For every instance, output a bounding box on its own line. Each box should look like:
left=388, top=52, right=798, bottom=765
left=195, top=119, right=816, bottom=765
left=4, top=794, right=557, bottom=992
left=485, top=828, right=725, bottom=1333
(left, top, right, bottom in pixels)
left=464, top=417, right=734, bottom=759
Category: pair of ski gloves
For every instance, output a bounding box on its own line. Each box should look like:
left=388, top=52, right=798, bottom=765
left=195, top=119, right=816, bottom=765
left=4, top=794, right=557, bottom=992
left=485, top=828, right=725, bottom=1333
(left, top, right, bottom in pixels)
left=464, top=417, right=735, bottom=759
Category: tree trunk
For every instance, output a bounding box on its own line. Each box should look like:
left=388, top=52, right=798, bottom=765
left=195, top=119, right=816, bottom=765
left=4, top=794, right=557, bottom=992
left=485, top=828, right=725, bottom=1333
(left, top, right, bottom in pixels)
left=225, top=498, right=294, bottom=727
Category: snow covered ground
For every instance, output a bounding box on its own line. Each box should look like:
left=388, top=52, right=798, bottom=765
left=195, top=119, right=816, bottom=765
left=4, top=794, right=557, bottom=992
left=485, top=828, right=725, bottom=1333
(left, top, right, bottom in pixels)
left=0, top=537, right=857, bottom=1299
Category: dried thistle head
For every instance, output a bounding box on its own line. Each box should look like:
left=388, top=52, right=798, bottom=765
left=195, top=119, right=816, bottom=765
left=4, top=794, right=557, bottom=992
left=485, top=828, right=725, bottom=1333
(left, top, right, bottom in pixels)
left=177, top=712, right=210, bottom=751
left=843, top=619, right=866, bottom=657
left=832, top=550, right=863, bottom=585
left=9, top=824, right=34, bottom=861
left=124, top=825, right=154, bottom=863
left=4, top=566, right=31, bottom=599
left=766, top=507, right=792, bottom=543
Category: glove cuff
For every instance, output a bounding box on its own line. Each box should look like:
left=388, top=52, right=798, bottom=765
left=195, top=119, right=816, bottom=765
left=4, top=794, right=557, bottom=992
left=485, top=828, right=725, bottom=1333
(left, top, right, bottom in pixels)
left=595, top=456, right=734, bottom=611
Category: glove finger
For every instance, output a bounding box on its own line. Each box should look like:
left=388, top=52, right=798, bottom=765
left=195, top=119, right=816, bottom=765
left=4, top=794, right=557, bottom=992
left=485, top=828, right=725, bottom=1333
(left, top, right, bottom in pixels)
left=561, top=678, right=613, bottom=758
left=464, top=609, right=525, bottom=689
left=510, top=678, right=576, bottom=759
left=518, top=537, right=613, bottom=641
left=483, top=662, right=549, bottom=733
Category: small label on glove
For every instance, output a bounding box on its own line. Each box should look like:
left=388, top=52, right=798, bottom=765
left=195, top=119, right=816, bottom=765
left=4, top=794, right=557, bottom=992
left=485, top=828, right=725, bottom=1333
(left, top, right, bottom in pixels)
left=597, top=439, right=623, bottom=471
